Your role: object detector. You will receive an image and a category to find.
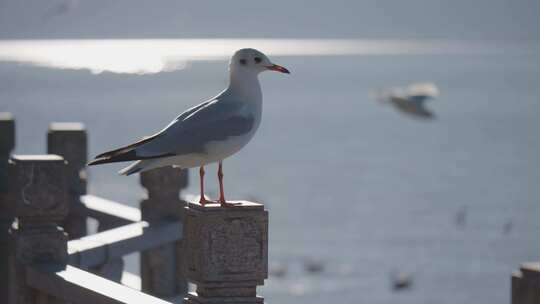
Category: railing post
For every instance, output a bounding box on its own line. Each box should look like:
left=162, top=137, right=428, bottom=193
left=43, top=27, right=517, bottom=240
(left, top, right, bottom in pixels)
left=512, top=262, right=540, bottom=304
left=184, top=201, right=268, bottom=304
left=47, top=122, right=88, bottom=239
left=0, top=113, right=15, bottom=303
left=7, top=155, right=69, bottom=304
left=140, top=167, right=189, bottom=298
left=92, top=223, right=125, bottom=281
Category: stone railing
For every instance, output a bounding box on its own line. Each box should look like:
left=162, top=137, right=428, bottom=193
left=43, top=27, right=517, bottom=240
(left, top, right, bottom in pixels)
left=0, top=112, right=268, bottom=304
left=512, top=262, right=540, bottom=304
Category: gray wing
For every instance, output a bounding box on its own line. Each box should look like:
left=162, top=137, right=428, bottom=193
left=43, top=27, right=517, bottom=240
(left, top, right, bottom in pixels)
left=134, top=98, right=255, bottom=157
left=173, top=99, right=213, bottom=122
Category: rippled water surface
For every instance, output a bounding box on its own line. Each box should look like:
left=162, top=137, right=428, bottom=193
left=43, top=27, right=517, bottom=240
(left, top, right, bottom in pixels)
left=1, top=40, right=539, bottom=304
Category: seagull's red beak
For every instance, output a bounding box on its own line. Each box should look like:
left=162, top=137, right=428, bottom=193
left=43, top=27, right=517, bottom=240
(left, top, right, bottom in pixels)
left=265, top=64, right=290, bottom=74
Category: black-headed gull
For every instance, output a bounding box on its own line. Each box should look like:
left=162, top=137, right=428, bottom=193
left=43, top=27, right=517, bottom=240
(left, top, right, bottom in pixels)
left=88, top=48, right=290, bottom=206
left=373, top=82, right=439, bottom=119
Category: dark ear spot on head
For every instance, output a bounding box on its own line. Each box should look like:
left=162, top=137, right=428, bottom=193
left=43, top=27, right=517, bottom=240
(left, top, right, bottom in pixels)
left=254, top=57, right=262, bottom=64
left=239, top=59, right=247, bottom=65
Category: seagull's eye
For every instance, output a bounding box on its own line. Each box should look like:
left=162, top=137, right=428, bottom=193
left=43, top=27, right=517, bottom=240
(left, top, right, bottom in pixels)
left=239, top=59, right=247, bottom=65
left=254, top=57, right=262, bottom=64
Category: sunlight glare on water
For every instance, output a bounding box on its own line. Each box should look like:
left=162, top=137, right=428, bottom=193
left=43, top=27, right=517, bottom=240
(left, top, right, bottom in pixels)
left=0, top=39, right=531, bottom=74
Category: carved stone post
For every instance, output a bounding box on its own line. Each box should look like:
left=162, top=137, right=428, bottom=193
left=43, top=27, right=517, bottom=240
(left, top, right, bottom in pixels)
left=0, top=113, right=15, bottom=302
left=512, top=262, right=540, bottom=304
left=140, top=167, right=189, bottom=297
left=7, top=155, right=69, bottom=304
left=184, top=201, right=268, bottom=304
left=0, top=113, right=14, bottom=193
left=47, top=122, right=88, bottom=239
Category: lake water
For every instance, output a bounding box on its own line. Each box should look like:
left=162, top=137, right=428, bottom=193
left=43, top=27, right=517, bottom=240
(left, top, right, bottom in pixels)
left=1, top=39, right=539, bottom=304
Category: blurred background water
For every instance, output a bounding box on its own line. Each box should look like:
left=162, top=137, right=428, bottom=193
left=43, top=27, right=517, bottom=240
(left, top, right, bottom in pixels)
left=1, top=1, right=540, bottom=303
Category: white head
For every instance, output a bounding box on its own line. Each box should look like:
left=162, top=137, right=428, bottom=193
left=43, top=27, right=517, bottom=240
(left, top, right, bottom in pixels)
left=229, top=48, right=290, bottom=75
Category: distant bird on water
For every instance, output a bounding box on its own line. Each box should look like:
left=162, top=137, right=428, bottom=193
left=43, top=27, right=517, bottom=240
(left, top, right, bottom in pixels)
left=88, top=48, right=290, bottom=206
left=372, top=82, right=439, bottom=119
left=390, top=271, right=414, bottom=291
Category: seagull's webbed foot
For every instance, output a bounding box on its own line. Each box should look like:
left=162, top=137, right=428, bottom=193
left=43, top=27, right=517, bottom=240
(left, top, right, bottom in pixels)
left=199, top=195, right=211, bottom=206
left=218, top=199, right=241, bottom=208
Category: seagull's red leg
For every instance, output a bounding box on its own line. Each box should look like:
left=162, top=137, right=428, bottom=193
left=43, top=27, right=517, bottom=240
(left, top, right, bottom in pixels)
left=199, top=166, right=208, bottom=206
left=217, top=161, right=226, bottom=204
left=218, top=161, right=240, bottom=207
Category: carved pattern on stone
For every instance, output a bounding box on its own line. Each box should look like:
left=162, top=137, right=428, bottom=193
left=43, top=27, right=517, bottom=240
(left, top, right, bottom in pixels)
left=11, top=163, right=68, bottom=218
left=16, top=230, right=68, bottom=264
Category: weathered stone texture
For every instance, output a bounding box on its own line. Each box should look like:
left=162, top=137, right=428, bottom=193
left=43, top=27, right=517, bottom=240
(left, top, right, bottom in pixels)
left=0, top=113, right=15, bottom=194
left=8, top=155, right=68, bottom=222
left=512, top=262, right=540, bottom=304
left=47, top=123, right=88, bottom=239
left=7, top=155, right=69, bottom=304
left=0, top=112, right=15, bottom=303
left=140, top=167, right=189, bottom=297
left=185, top=201, right=268, bottom=304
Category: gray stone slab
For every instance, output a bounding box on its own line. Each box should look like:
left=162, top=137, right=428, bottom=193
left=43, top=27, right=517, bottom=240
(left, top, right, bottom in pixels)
left=27, top=264, right=172, bottom=304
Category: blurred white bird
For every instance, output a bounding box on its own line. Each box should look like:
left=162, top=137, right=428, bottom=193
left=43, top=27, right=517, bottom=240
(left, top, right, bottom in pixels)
left=88, top=48, right=290, bottom=206
left=390, top=271, right=414, bottom=291
left=372, top=82, right=439, bottom=119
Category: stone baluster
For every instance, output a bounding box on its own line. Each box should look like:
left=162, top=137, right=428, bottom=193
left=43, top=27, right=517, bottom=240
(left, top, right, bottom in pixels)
left=512, top=262, right=540, bottom=304
left=47, top=122, right=88, bottom=239
left=184, top=201, right=268, bottom=304
left=92, top=221, right=124, bottom=281
left=140, top=167, right=189, bottom=298
left=7, top=155, right=69, bottom=304
left=0, top=113, right=15, bottom=303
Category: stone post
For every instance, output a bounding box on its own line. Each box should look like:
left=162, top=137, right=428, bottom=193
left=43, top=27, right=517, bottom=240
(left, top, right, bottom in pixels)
left=7, top=155, right=69, bottom=304
left=512, top=262, right=540, bottom=304
left=0, top=113, right=15, bottom=302
left=92, top=219, right=125, bottom=280
left=184, top=201, right=268, bottom=304
left=47, top=122, right=88, bottom=239
left=140, top=167, right=189, bottom=297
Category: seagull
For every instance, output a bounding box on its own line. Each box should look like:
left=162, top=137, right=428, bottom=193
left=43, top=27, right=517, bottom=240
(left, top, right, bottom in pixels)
left=88, top=48, right=290, bottom=207
left=372, top=82, right=439, bottom=119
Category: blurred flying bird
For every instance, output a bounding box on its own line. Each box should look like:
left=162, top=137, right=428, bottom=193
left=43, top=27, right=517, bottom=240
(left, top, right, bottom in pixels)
left=88, top=48, right=290, bottom=206
left=269, top=262, right=288, bottom=278
left=372, top=82, right=439, bottom=119
left=303, top=259, right=325, bottom=274
left=391, top=271, right=414, bottom=291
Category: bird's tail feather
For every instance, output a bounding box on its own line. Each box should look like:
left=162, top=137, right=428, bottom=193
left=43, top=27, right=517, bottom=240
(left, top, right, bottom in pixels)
left=119, top=161, right=144, bottom=176
left=88, top=133, right=164, bottom=166
left=88, top=149, right=140, bottom=166
left=118, top=158, right=175, bottom=176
